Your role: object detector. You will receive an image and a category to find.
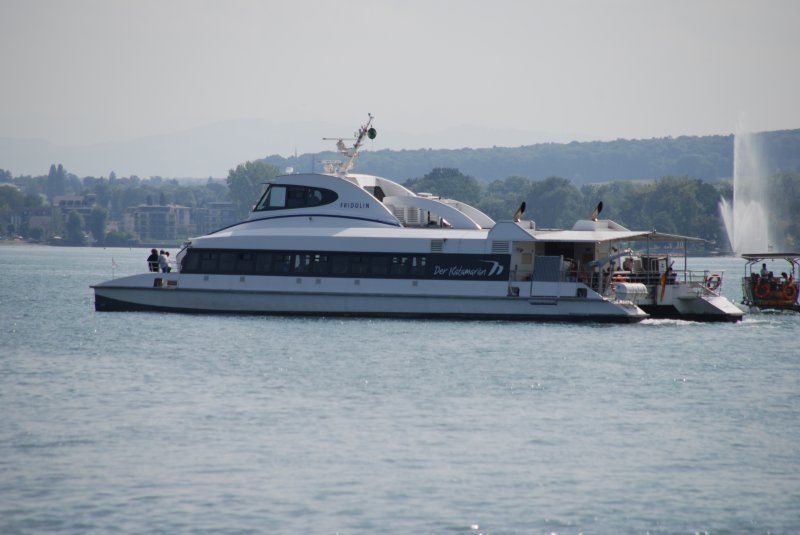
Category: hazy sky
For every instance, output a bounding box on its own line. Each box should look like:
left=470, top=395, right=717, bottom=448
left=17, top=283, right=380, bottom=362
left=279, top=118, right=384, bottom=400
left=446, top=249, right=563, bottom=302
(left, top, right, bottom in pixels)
left=1, top=0, right=799, bottom=150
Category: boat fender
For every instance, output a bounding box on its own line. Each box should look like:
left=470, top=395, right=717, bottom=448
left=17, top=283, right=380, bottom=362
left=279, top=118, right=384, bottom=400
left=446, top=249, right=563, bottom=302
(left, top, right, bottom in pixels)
left=783, top=284, right=797, bottom=300
left=755, top=282, right=770, bottom=299
left=705, top=273, right=721, bottom=291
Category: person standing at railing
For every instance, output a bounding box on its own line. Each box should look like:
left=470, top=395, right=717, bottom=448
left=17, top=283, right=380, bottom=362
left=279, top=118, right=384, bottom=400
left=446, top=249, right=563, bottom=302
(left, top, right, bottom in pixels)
left=147, top=248, right=159, bottom=272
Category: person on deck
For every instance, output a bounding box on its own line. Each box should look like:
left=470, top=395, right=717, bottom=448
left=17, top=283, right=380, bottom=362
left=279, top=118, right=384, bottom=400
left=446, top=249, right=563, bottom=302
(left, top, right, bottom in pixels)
left=147, top=248, right=159, bottom=272
left=158, top=250, right=168, bottom=273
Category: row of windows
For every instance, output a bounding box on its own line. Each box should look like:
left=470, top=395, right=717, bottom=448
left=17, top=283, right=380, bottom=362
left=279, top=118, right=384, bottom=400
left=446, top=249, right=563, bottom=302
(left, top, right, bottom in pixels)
left=181, top=249, right=430, bottom=278
left=253, top=185, right=339, bottom=211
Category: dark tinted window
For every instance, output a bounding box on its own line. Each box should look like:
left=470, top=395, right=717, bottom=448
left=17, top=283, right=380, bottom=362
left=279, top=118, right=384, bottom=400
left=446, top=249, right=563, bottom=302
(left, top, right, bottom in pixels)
left=178, top=250, right=499, bottom=281
left=199, top=251, right=218, bottom=272
left=254, top=185, right=338, bottom=211
left=255, top=253, right=273, bottom=273
left=219, top=252, right=237, bottom=273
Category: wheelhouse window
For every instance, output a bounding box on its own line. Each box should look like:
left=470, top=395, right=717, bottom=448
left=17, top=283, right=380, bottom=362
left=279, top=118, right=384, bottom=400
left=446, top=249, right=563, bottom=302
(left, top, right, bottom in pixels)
left=254, top=184, right=338, bottom=211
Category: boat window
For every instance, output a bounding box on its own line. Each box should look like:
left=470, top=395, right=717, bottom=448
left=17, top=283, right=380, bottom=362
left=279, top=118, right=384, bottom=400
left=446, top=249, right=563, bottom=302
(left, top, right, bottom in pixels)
left=236, top=253, right=255, bottom=274
left=254, top=185, right=338, bottom=211
left=331, top=255, right=349, bottom=275
left=177, top=249, right=506, bottom=281
left=390, top=256, right=410, bottom=276
left=219, top=252, right=238, bottom=273
left=181, top=250, right=200, bottom=272
left=410, top=256, right=427, bottom=276
left=370, top=256, right=389, bottom=276
left=255, top=253, right=273, bottom=273
left=257, top=185, right=287, bottom=210
left=199, top=251, right=218, bottom=272
left=351, top=255, right=370, bottom=276
left=311, top=254, right=330, bottom=274
left=294, top=253, right=313, bottom=273
left=366, top=186, right=385, bottom=202
left=286, top=188, right=306, bottom=208
left=274, top=254, right=294, bottom=274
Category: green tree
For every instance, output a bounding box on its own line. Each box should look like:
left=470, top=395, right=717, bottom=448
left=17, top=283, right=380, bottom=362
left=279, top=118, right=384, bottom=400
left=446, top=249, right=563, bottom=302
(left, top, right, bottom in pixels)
left=226, top=161, right=280, bottom=218
left=527, top=177, right=584, bottom=228
left=29, top=226, right=45, bottom=241
left=65, top=210, right=86, bottom=245
left=477, top=176, right=535, bottom=222
left=403, top=168, right=484, bottom=206
left=89, top=206, right=108, bottom=244
left=46, top=163, right=67, bottom=201
left=104, top=229, right=138, bottom=246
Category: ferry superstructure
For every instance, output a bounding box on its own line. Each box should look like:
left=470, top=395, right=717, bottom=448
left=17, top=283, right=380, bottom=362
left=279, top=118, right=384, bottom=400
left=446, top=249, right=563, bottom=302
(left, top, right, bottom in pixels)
left=92, top=116, right=741, bottom=322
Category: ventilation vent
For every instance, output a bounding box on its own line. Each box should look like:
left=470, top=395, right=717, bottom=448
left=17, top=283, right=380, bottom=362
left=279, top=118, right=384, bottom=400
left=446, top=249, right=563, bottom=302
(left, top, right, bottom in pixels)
left=389, top=205, right=421, bottom=227
left=405, top=207, right=421, bottom=226
left=391, top=206, right=406, bottom=225
left=491, top=241, right=511, bottom=254
left=430, top=240, right=444, bottom=253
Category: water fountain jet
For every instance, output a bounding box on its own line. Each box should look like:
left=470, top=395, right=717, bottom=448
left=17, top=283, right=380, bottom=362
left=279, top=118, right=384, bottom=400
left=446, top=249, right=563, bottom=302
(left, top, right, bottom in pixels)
left=719, top=124, right=773, bottom=254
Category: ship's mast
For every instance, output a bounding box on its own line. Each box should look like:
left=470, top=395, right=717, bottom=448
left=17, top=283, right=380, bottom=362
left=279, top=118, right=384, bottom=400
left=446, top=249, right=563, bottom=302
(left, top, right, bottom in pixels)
left=322, top=114, right=376, bottom=176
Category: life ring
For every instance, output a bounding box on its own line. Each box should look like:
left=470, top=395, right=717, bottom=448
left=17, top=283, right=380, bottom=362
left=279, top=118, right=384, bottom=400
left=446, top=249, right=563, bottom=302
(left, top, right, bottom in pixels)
left=612, top=275, right=627, bottom=283
left=705, top=274, right=721, bottom=291
left=754, top=282, right=770, bottom=299
left=784, top=284, right=797, bottom=300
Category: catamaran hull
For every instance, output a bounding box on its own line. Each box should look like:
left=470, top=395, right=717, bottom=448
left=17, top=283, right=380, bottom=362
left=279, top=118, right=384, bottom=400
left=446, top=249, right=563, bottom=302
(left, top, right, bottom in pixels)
left=640, top=304, right=742, bottom=322
left=93, top=275, right=647, bottom=323
left=637, top=286, right=744, bottom=322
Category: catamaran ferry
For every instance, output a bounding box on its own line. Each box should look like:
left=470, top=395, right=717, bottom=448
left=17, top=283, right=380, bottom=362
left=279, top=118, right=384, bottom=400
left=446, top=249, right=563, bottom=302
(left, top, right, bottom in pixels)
left=92, top=116, right=741, bottom=323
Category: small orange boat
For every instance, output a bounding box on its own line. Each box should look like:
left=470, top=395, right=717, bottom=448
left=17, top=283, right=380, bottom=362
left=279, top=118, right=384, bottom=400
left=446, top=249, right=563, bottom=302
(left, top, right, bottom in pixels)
left=741, top=253, right=800, bottom=312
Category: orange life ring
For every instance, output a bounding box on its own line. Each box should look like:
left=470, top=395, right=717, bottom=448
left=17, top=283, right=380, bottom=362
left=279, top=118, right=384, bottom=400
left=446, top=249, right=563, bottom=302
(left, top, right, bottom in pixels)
left=784, top=284, right=797, bottom=300
left=754, top=282, right=770, bottom=299
left=705, top=274, right=721, bottom=291
left=612, top=275, right=627, bottom=283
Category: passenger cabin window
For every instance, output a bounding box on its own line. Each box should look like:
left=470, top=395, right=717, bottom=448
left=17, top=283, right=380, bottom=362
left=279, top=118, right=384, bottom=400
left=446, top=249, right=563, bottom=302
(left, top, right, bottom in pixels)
left=179, top=248, right=508, bottom=282
left=254, top=184, right=338, bottom=211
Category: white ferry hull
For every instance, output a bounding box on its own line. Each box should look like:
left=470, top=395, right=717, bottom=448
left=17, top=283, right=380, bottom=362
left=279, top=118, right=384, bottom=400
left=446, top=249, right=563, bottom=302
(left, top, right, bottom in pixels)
left=637, top=283, right=744, bottom=322
left=93, top=273, right=647, bottom=323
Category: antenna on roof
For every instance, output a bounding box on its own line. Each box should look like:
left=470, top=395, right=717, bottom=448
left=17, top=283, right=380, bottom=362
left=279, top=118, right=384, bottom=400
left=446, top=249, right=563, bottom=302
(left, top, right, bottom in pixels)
left=322, top=114, right=376, bottom=176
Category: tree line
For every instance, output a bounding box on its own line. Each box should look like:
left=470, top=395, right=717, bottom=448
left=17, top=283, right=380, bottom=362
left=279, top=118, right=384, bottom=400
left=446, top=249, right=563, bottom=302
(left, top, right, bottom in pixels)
left=403, top=168, right=800, bottom=251
left=2, top=163, right=798, bottom=250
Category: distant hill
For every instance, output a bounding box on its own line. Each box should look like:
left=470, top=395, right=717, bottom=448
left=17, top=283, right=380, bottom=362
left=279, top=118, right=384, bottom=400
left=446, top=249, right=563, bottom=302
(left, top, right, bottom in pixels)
left=0, top=119, right=328, bottom=178
left=3, top=121, right=798, bottom=184
left=261, top=128, right=800, bottom=184
left=0, top=120, right=580, bottom=179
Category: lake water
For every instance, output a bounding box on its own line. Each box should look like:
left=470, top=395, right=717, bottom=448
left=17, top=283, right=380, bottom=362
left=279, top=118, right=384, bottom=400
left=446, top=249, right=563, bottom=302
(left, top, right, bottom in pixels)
left=1, top=245, right=799, bottom=534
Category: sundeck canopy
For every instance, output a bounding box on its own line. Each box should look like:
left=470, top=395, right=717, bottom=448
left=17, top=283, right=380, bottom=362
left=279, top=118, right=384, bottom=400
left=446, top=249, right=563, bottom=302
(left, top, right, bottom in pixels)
left=741, top=253, right=800, bottom=260
left=533, top=229, right=705, bottom=244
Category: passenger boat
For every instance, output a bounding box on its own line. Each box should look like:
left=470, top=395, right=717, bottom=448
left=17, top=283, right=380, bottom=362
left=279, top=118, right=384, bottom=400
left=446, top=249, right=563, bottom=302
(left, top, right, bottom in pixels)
left=740, top=253, right=800, bottom=312
left=92, top=115, right=740, bottom=322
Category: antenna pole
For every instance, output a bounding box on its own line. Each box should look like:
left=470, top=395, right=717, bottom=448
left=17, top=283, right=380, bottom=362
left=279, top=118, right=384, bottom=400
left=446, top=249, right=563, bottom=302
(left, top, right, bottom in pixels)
left=322, top=114, right=375, bottom=176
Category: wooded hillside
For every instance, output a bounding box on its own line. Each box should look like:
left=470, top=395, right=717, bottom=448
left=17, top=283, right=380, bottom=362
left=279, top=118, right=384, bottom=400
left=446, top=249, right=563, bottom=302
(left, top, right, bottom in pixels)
left=261, top=129, right=800, bottom=184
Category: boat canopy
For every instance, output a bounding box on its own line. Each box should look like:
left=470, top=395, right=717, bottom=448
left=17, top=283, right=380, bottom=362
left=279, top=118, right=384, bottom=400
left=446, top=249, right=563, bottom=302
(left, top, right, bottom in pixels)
left=534, top=221, right=705, bottom=244
left=741, top=253, right=800, bottom=261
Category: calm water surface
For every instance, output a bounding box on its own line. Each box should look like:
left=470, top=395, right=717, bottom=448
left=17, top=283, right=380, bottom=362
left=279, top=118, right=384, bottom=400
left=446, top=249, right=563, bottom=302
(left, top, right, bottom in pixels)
left=1, top=245, right=799, bottom=534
